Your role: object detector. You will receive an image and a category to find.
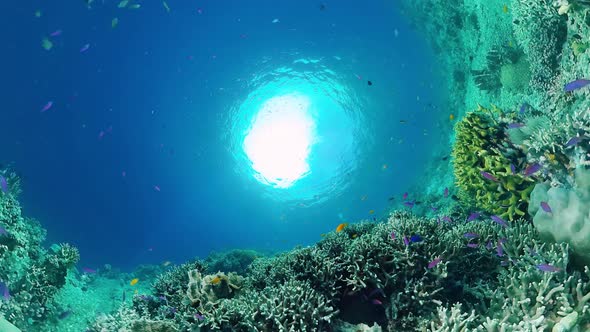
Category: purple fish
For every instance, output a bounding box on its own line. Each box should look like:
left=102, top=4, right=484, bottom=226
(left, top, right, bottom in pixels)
left=41, top=101, right=53, bottom=112
left=195, top=313, right=204, bottom=321
left=50, top=29, right=62, bottom=37
left=390, top=232, right=395, bottom=240
left=430, top=206, right=438, bottom=212
left=536, top=264, right=561, bottom=272
left=496, top=240, right=504, bottom=257
left=403, top=236, right=410, bottom=246
left=0, top=175, right=8, bottom=193
left=523, top=163, right=542, bottom=176
left=519, top=103, right=527, bottom=115
left=0, top=282, right=10, bottom=301
left=486, top=240, right=493, bottom=250
left=566, top=136, right=582, bottom=147
left=403, top=201, right=414, bottom=208
left=463, top=232, right=479, bottom=239
left=491, top=215, right=509, bottom=228
left=402, top=192, right=408, bottom=200
left=443, top=187, right=449, bottom=198
left=540, top=202, right=552, bottom=213
left=466, top=212, right=480, bottom=222
left=480, top=171, right=498, bottom=182
left=564, top=79, right=590, bottom=92
left=82, top=267, right=97, bottom=274
left=507, top=123, right=525, bottom=129
left=371, top=299, right=383, bottom=305
left=510, top=163, right=516, bottom=175
left=442, top=216, right=452, bottom=223
left=428, top=257, right=442, bottom=269
left=80, top=43, right=90, bottom=53
left=466, top=243, right=479, bottom=248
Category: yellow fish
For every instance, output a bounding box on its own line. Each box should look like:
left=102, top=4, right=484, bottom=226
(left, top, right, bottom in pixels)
left=320, top=233, right=326, bottom=237
left=336, top=223, right=347, bottom=232
left=449, top=114, right=455, bottom=121
left=502, top=5, right=508, bottom=13
left=369, top=210, right=375, bottom=214
left=211, top=276, right=222, bottom=285
left=130, top=278, right=139, bottom=286
left=351, top=234, right=358, bottom=239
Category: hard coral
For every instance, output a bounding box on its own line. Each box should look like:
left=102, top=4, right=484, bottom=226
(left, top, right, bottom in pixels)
left=452, top=106, right=535, bottom=220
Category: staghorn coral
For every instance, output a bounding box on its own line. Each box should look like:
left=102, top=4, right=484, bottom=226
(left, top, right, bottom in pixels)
left=452, top=106, right=535, bottom=220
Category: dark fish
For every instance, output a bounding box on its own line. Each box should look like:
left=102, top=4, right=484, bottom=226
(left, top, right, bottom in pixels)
left=564, top=79, right=590, bottom=92
left=451, top=194, right=459, bottom=201
left=0, top=226, right=7, bottom=236
left=523, top=163, right=542, bottom=176
left=536, top=264, right=561, bottom=272
left=122, top=290, right=126, bottom=302
left=442, top=155, right=449, bottom=161
left=566, top=136, right=582, bottom=147
left=507, top=123, right=525, bottom=129
left=491, top=215, right=509, bottom=227
left=388, top=196, right=395, bottom=201
left=367, top=80, right=373, bottom=86
left=540, top=202, right=552, bottom=213
left=319, top=3, right=326, bottom=11
left=58, top=310, right=73, bottom=320
left=510, top=163, right=516, bottom=175
left=480, top=171, right=498, bottom=182
left=368, top=288, right=385, bottom=298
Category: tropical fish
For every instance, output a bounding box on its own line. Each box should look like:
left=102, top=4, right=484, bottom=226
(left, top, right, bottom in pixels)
left=540, top=202, right=552, bottom=213
left=130, top=4, right=141, bottom=9
left=122, top=290, right=126, bottom=302
left=368, top=288, right=385, bottom=298
left=162, top=261, right=172, bottom=267
left=112, top=18, right=119, bottom=28
left=507, top=123, right=525, bottom=129
left=564, top=79, right=590, bottom=92
left=369, top=210, right=374, bottom=214
left=82, top=267, right=96, bottom=274
left=0, top=175, right=8, bottom=193
left=371, top=299, right=382, bottom=305
left=466, top=212, right=480, bottom=222
left=130, top=278, right=139, bottom=286
left=428, top=257, right=442, bottom=269
left=80, top=43, right=90, bottom=53
left=163, top=1, right=170, bottom=12
left=35, top=10, right=42, bottom=17
left=154, top=185, right=161, bottom=192
left=466, top=243, right=479, bottom=248
left=118, top=0, right=128, bottom=8
left=42, top=38, right=53, bottom=50
left=351, top=234, right=358, bottom=239
left=336, top=223, right=347, bottom=232
left=390, top=232, right=395, bottom=240
left=402, top=192, right=408, bottom=200
left=410, top=234, right=422, bottom=242
left=463, top=232, right=479, bottom=239
left=443, top=187, right=449, bottom=198
left=510, top=163, right=516, bottom=175
left=519, top=103, right=527, bottom=115
left=502, top=5, right=508, bottom=13
left=41, top=101, right=53, bottom=112
left=496, top=241, right=504, bottom=257
left=442, top=216, right=452, bottom=223
left=403, top=201, right=414, bottom=208
left=523, top=163, right=542, bottom=176
left=50, top=30, right=63, bottom=37
left=491, top=215, right=509, bottom=227
left=195, top=313, right=205, bottom=320
left=0, top=226, right=7, bottom=236
left=430, top=206, right=438, bottom=212
left=480, top=171, right=498, bottom=182
left=58, top=310, right=73, bottom=319
left=0, top=282, right=10, bottom=301
left=367, top=80, right=373, bottom=86
left=211, top=276, right=221, bottom=285
left=449, top=114, right=455, bottom=121
left=566, top=136, right=582, bottom=147
left=536, top=264, right=561, bottom=272
left=403, top=236, right=410, bottom=246
left=272, top=18, right=279, bottom=23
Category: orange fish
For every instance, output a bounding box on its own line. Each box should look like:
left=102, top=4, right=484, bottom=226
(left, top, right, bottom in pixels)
left=130, top=278, right=139, bottom=286
left=211, top=276, right=222, bottom=285
left=449, top=114, right=455, bottom=121
left=336, top=223, right=347, bottom=232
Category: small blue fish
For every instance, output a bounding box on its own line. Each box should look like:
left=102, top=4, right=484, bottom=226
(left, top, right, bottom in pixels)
left=480, top=171, right=498, bottom=182
left=496, top=240, right=504, bottom=257
left=403, top=201, right=414, bottom=208
left=564, top=79, right=590, bottom=92
left=536, top=264, right=561, bottom=272
left=0, top=176, right=8, bottom=193
left=466, top=243, right=479, bottom=248
left=403, top=236, right=410, bottom=246
left=519, top=103, right=527, bottom=115
left=523, top=163, right=542, bottom=176
left=540, top=202, right=552, bottom=213
left=410, top=235, right=422, bottom=242
left=467, top=212, right=480, bottom=222
left=430, top=206, right=438, bottom=212
left=507, top=123, right=525, bottom=129
left=491, top=215, right=509, bottom=227
left=463, top=232, right=479, bottom=239
left=510, top=163, right=516, bottom=175
left=195, top=313, right=205, bottom=321
left=566, top=136, right=582, bottom=147
left=0, top=226, right=7, bottom=236
left=0, top=282, right=10, bottom=301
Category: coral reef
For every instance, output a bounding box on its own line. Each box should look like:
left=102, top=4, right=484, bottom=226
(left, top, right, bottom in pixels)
left=452, top=106, right=535, bottom=220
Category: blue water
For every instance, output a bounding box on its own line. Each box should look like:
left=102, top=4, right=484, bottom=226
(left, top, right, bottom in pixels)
left=1, top=0, right=443, bottom=269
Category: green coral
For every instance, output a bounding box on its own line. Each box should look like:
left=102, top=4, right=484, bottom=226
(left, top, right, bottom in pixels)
left=452, top=106, right=535, bottom=220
